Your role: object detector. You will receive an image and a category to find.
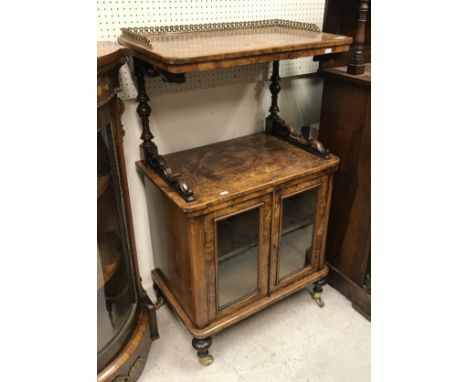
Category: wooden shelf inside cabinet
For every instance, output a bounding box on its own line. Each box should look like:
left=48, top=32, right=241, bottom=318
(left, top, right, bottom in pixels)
left=97, top=232, right=122, bottom=290
left=117, top=20, right=352, bottom=73
left=97, top=174, right=111, bottom=199
left=137, top=133, right=339, bottom=216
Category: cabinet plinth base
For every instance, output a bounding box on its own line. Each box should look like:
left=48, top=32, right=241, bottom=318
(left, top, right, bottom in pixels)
left=152, top=265, right=328, bottom=339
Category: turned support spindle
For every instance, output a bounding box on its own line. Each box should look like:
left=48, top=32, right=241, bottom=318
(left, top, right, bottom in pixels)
left=347, top=0, right=369, bottom=75
left=269, top=61, right=281, bottom=117
left=265, top=61, right=282, bottom=134
left=134, top=59, right=156, bottom=164
left=133, top=58, right=196, bottom=202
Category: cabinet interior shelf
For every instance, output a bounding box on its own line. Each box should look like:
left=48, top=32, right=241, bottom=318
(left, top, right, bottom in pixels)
left=97, top=174, right=111, bottom=199
left=97, top=232, right=122, bottom=290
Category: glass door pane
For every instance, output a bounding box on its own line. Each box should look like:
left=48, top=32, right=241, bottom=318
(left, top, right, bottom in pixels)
left=278, top=188, right=317, bottom=280
left=216, top=207, right=260, bottom=310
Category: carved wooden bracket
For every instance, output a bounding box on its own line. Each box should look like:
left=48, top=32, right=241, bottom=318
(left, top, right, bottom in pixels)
left=134, top=58, right=195, bottom=202
left=265, top=61, right=331, bottom=160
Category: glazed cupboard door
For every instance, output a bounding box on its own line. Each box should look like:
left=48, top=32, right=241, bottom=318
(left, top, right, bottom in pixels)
left=205, top=195, right=271, bottom=319
left=270, top=176, right=332, bottom=291
left=97, top=107, right=138, bottom=365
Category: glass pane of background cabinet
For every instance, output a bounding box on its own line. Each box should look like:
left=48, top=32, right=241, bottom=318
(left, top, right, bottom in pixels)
left=216, top=207, right=260, bottom=310
left=278, top=188, right=318, bottom=280
left=97, top=124, right=135, bottom=353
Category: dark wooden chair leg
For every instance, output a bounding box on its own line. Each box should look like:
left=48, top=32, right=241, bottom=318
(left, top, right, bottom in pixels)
left=192, top=337, right=214, bottom=366
left=311, top=279, right=326, bottom=308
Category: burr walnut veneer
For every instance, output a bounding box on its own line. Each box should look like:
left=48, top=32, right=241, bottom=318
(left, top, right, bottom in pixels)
left=140, top=134, right=339, bottom=364
left=117, top=20, right=351, bottom=365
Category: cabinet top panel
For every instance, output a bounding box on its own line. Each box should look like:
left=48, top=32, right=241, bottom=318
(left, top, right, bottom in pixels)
left=118, top=20, right=352, bottom=73
left=97, top=41, right=127, bottom=68
left=137, top=133, right=339, bottom=214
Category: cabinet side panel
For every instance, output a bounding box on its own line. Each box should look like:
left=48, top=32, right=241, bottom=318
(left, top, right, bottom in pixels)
left=319, top=77, right=371, bottom=285
left=188, top=216, right=210, bottom=328
left=144, top=180, right=195, bottom=321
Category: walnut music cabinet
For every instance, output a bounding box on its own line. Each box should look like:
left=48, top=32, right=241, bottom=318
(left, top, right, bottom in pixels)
left=97, top=42, right=159, bottom=382
left=117, top=21, right=352, bottom=365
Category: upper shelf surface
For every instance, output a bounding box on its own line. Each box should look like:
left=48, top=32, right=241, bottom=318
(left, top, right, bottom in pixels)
left=118, top=20, right=352, bottom=73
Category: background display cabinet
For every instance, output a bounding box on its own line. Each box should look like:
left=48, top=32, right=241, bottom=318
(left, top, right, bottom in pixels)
left=318, top=0, right=371, bottom=320
left=97, top=42, right=158, bottom=382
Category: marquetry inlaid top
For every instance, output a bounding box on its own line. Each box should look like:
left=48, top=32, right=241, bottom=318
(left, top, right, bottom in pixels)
left=137, top=133, right=339, bottom=214
left=118, top=21, right=352, bottom=73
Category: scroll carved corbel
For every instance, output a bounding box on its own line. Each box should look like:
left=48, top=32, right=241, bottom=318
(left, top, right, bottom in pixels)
left=265, top=61, right=331, bottom=160
left=134, top=58, right=195, bottom=202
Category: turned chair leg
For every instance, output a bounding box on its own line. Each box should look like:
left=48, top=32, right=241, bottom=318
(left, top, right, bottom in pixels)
left=153, top=283, right=165, bottom=310
left=192, top=337, right=214, bottom=366
left=311, top=279, right=326, bottom=308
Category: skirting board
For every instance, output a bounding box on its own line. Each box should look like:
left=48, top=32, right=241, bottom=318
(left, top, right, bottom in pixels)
left=326, top=262, right=371, bottom=320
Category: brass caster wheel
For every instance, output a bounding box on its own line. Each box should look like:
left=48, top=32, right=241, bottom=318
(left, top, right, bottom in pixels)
left=155, top=296, right=165, bottom=310
left=199, top=355, right=214, bottom=366
left=312, top=292, right=325, bottom=308
left=153, top=283, right=165, bottom=310
left=192, top=337, right=213, bottom=366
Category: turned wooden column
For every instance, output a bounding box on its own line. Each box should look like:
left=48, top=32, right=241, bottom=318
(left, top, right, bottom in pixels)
left=133, top=58, right=195, bottom=202
left=347, top=0, right=369, bottom=75
left=134, top=60, right=156, bottom=164
left=265, top=61, right=282, bottom=134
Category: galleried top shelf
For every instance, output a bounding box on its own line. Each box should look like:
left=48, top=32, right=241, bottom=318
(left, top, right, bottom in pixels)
left=118, top=20, right=353, bottom=73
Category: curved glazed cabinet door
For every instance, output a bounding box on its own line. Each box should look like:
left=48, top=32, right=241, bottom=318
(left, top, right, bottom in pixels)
left=97, top=110, right=138, bottom=369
